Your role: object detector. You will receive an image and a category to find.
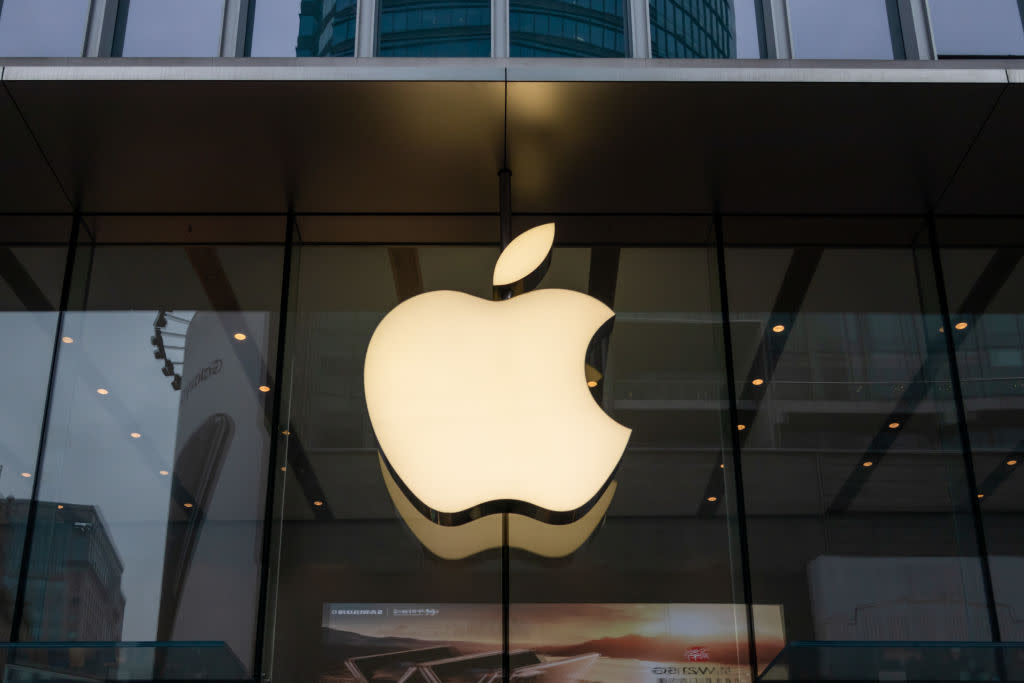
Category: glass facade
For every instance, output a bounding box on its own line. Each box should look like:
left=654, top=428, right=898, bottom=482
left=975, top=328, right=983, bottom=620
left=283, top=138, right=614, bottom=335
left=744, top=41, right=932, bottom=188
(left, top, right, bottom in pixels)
left=929, top=0, right=1024, bottom=57
left=378, top=0, right=490, bottom=57
left=0, top=0, right=90, bottom=57
left=0, top=215, right=1019, bottom=682
left=510, top=0, right=626, bottom=57
left=788, top=0, right=903, bottom=59
left=114, top=0, right=226, bottom=57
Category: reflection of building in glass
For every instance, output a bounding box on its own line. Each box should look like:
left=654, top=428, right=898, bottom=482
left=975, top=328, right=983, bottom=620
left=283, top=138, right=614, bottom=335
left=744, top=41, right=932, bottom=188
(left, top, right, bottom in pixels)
left=377, top=0, right=491, bottom=56
left=510, top=0, right=627, bottom=57
left=650, top=0, right=735, bottom=57
left=298, top=0, right=358, bottom=56
left=0, top=500, right=125, bottom=642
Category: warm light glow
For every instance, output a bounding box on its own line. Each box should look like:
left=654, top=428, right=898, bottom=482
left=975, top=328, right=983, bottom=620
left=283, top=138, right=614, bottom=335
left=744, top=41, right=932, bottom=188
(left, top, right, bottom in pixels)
left=184, top=502, right=193, bottom=508
left=159, top=470, right=169, bottom=476
left=313, top=500, right=324, bottom=507
left=96, top=388, right=109, bottom=395
left=939, top=326, right=945, bottom=333
left=365, top=239, right=630, bottom=515
left=233, top=332, right=247, bottom=341
left=862, top=461, right=874, bottom=468
left=380, top=455, right=618, bottom=560
left=57, top=504, right=64, bottom=510
left=771, top=324, right=785, bottom=333
left=888, top=422, right=900, bottom=429
left=130, top=432, right=141, bottom=439
left=587, top=380, right=598, bottom=388
left=720, top=463, right=725, bottom=469
left=977, top=493, right=984, bottom=499
left=707, top=496, right=718, bottom=502
left=492, top=223, right=555, bottom=287
left=280, top=466, right=287, bottom=472
left=20, top=472, right=31, bottom=478
left=1008, top=459, right=1018, bottom=466
left=281, top=429, right=291, bottom=435
left=751, top=378, right=764, bottom=386
left=61, top=336, right=74, bottom=344
left=955, top=321, right=968, bottom=330
left=737, top=424, right=746, bottom=431
left=258, top=385, right=271, bottom=393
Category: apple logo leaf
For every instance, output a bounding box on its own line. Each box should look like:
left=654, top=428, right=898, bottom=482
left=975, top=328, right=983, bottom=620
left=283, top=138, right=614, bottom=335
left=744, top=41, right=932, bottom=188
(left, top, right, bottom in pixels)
left=492, top=223, right=554, bottom=299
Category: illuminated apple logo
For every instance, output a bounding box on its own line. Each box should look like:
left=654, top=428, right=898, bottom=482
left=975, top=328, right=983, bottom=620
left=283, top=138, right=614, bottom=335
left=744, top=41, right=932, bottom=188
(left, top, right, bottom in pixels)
left=364, top=223, right=631, bottom=524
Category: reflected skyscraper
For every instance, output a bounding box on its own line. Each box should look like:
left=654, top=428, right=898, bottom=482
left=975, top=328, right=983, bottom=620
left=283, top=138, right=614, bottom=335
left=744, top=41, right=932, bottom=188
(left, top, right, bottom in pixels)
left=650, top=0, right=736, bottom=57
left=297, top=0, right=358, bottom=56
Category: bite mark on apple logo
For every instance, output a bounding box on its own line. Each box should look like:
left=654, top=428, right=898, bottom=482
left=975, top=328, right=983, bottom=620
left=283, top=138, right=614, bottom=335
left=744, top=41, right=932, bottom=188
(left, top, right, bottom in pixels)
left=364, top=223, right=631, bottom=526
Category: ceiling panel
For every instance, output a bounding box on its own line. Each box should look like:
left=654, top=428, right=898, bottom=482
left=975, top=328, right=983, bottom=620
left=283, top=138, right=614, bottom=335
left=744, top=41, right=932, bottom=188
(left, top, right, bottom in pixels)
left=0, top=82, right=70, bottom=212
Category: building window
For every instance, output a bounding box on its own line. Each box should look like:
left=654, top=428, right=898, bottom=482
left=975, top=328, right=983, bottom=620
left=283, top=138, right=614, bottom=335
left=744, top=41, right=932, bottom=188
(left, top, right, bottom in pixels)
left=113, top=0, right=227, bottom=57
left=377, top=0, right=491, bottom=56
left=510, top=0, right=627, bottom=57
left=929, top=0, right=1024, bottom=57
left=788, top=0, right=904, bottom=59
left=650, top=0, right=761, bottom=59
left=0, top=0, right=90, bottom=57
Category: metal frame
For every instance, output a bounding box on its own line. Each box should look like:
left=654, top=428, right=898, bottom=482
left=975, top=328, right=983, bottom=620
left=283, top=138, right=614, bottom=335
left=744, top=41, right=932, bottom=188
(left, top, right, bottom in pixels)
left=12, top=0, right=956, bottom=59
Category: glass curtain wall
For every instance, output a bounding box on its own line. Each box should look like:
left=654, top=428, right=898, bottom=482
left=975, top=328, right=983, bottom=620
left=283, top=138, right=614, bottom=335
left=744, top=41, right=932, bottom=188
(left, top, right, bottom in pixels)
left=14, top=217, right=285, bottom=679
left=0, top=214, right=1018, bottom=682
left=723, top=218, right=993, bottom=675
left=937, top=219, right=1024, bottom=642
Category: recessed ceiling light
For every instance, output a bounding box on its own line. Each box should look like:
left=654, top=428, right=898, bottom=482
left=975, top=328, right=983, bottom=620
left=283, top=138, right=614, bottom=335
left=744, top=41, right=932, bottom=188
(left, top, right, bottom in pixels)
left=313, top=500, right=324, bottom=507
left=938, top=326, right=945, bottom=333
left=888, top=422, right=900, bottom=429
left=96, top=388, right=109, bottom=395
left=587, top=380, right=598, bottom=388
left=233, top=332, right=247, bottom=341
left=130, top=432, right=141, bottom=439
left=706, top=496, right=718, bottom=502
left=751, top=378, right=764, bottom=386
left=862, top=461, right=874, bottom=468
left=1007, top=459, right=1018, bottom=466
left=977, top=493, right=984, bottom=499
left=737, top=424, right=746, bottom=431
left=258, top=385, right=271, bottom=393
left=955, top=321, right=968, bottom=330
left=57, top=504, right=64, bottom=510
left=719, top=463, right=725, bottom=469
left=771, top=324, right=785, bottom=333
left=20, top=472, right=31, bottom=478
left=61, top=336, right=74, bottom=344
left=280, top=466, right=287, bottom=472
left=159, top=470, right=169, bottom=476
left=184, top=502, right=194, bottom=508
left=281, top=429, right=291, bottom=435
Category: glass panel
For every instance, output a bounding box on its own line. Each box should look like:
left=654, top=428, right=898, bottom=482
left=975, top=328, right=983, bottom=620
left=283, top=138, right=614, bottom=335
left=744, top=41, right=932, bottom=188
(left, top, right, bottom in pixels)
left=724, top=228, right=992, bottom=669
left=510, top=0, right=625, bottom=57
left=266, top=238, right=502, bottom=682
left=118, top=0, right=226, bottom=57
left=938, top=221, right=1024, bottom=642
left=507, top=244, right=761, bottom=680
left=0, top=0, right=89, bottom=57
left=251, top=0, right=356, bottom=57
left=930, top=0, right=1024, bottom=57
left=377, top=0, right=490, bottom=57
left=20, top=227, right=284, bottom=680
left=651, top=0, right=757, bottom=59
left=0, top=222, right=68, bottom=643
left=788, top=0, right=903, bottom=59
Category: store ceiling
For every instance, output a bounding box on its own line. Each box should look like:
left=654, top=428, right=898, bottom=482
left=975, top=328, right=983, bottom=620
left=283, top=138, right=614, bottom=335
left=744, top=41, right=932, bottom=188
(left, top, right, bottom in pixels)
left=0, top=59, right=1022, bottom=216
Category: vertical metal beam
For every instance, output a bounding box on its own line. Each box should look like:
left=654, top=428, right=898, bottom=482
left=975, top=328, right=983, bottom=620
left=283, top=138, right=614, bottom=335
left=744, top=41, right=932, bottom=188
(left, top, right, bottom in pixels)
left=254, top=213, right=296, bottom=681
left=355, top=0, right=377, bottom=57
left=83, top=0, right=120, bottom=56
left=493, top=0, right=510, bottom=57
left=713, top=214, right=759, bottom=681
left=9, top=215, right=82, bottom=642
left=926, top=217, right=1002, bottom=643
left=761, top=0, right=792, bottom=59
left=897, top=0, right=936, bottom=60
left=628, top=0, right=651, bottom=58
left=220, top=0, right=250, bottom=57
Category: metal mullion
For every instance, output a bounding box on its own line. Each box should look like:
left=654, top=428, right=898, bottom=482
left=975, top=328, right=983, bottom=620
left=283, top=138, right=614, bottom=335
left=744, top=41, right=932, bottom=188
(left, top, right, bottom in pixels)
left=897, top=0, right=937, bottom=60
left=220, top=0, right=249, bottom=57
left=83, top=0, right=120, bottom=56
left=356, top=0, right=378, bottom=57
left=759, top=0, right=792, bottom=59
left=493, top=0, right=509, bottom=58
left=627, top=0, right=651, bottom=58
